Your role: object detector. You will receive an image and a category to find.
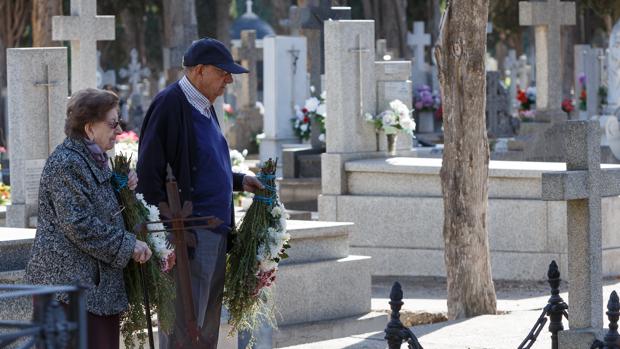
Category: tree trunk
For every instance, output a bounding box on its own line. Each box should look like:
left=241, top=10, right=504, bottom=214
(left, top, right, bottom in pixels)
left=434, top=0, right=497, bottom=320
left=162, top=0, right=198, bottom=83
left=215, top=0, right=232, bottom=46
left=32, top=0, right=62, bottom=47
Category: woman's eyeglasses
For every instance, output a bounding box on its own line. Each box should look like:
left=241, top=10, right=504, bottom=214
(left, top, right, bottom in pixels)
left=107, top=120, right=121, bottom=129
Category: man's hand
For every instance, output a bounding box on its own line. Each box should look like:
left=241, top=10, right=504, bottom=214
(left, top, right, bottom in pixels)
left=242, top=175, right=264, bottom=193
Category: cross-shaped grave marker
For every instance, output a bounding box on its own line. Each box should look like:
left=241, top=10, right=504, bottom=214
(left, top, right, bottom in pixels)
left=280, top=5, right=302, bottom=36
left=52, top=0, right=115, bottom=93
left=542, top=120, right=620, bottom=341
left=300, top=0, right=351, bottom=90
left=407, top=21, right=431, bottom=72
left=519, top=0, right=576, bottom=113
left=119, top=48, right=151, bottom=100
left=232, top=30, right=261, bottom=110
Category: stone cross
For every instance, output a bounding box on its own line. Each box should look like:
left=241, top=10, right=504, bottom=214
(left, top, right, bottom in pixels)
left=406, top=22, right=431, bottom=72
left=519, top=0, right=576, bottom=113
left=516, top=54, right=531, bottom=89
left=280, top=5, right=302, bottom=36
left=52, top=0, right=115, bottom=93
left=232, top=30, right=260, bottom=110
left=504, top=49, right=518, bottom=114
left=119, top=48, right=151, bottom=99
left=300, top=0, right=351, bottom=90
left=6, top=48, right=68, bottom=228
left=541, top=120, right=620, bottom=347
left=486, top=71, right=513, bottom=137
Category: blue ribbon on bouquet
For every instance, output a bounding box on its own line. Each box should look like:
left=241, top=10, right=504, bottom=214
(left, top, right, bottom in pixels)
left=253, top=173, right=277, bottom=205
left=112, top=173, right=128, bottom=192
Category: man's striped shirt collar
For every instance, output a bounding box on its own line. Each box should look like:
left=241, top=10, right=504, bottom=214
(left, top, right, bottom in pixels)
left=178, top=75, right=212, bottom=118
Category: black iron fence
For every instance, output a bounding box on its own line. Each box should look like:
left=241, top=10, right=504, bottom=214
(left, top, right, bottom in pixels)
left=518, top=260, right=569, bottom=349
left=0, top=284, right=86, bottom=349
left=591, top=290, right=620, bottom=349
left=384, top=281, right=424, bottom=349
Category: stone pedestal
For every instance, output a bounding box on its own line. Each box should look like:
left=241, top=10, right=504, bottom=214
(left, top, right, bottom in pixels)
left=318, top=157, right=620, bottom=280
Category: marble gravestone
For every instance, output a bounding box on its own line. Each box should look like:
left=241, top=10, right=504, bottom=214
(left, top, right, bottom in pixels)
left=486, top=71, right=514, bottom=138
left=574, top=45, right=604, bottom=120
left=119, top=48, right=151, bottom=131
left=229, top=30, right=263, bottom=153
left=608, top=20, right=620, bottom=113
left=519, top=0, right=576, bottom=120
left=406, top=21, right=431, bottom=88
left=504, top=49, right=519, bottom=115
left=261, top=36, right=308, bottom=175
left=96, top=50, right=116, bottom=89
left=6, top=48, right=69, bottom=228
left=52, top=0, right=115, bottom=94
left=516, top=54, right=532, bottom=90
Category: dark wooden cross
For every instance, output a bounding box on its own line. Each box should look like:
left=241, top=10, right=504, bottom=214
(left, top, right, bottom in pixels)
left=145, top=166, right=223, bottom=346
left=300, top=0, right=351, bottom=90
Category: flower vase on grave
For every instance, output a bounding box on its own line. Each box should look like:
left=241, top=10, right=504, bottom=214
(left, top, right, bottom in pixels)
left=417, top=111, right=435, bottom=133
left=386, top=133, right=397, bottom=156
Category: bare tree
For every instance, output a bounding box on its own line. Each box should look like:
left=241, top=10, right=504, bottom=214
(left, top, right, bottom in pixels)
left=434, top=0, right=497, bottom=319
left=162, top=0, right=198, bottom=83
left=32, top=0, right=62, bottom=47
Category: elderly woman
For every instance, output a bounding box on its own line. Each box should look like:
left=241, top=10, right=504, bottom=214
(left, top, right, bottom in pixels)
left=24, top=88, right=151, bottom=349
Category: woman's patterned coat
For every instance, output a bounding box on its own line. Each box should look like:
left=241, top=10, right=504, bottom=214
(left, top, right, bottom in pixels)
left=25, top=137, right=136, bottom=316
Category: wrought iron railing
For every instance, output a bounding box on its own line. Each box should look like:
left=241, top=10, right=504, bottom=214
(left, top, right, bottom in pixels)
left=384, top=281, right=424, bottom=349
left=0, top=284, right=86, bottom=349
left=517, top=260, right=569, bottom=349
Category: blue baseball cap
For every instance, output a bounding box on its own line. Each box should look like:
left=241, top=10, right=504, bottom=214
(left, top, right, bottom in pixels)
left=183, top=38, right=249, bottom=74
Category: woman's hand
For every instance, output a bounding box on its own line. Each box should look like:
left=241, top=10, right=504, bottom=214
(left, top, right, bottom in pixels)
left=132, top=240, right=152, bottom=264
left=128, top=170, right=138, bottom=191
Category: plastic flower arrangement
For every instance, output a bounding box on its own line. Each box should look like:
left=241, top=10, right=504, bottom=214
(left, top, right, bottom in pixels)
left=115, top=131, right=139, bottom=167
left=561, top=98, right=574, bottom=117
left=366, top=99, right=416, bottom=135
left=0, top=183, right=10, bottom=206
left=517, top=86, right=536, bottom=122
left=292, top=89, right=326, bottom=142
left=578, top=73, right=587, bottom=111
left=413, top=85, right=440, bottom=112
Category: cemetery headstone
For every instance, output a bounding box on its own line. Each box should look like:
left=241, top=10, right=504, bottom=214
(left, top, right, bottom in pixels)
left=504, top=49, right=518, bottom=114
left=541, top=120, right=620, bottom=348
left=229, top=30, right=263, bottom=153
left=376, top=39, right=393, bottom=61
left=52, top=0, right=115, bottom=93
left=607, top=20, right=620, bottom=113
left=6, top=48, right=68, bottom=228
left=519, top=0, right=576, bottom=119
left=375, top=61, right=413, bottom=152
left=280, top=5, right=302, bottom=37
left=96, top=50, right=116, bottom=89
left=299, top=0, right=352, bottom=91
left=574, top=45, right=604, bottom=119
left=261, top=36, right=308, bottom=175
left=406, top=21, right=431, bottom=88
left=486, top=71, right=514, bottom=137
left=119, top=48, right=151, bottom=131
left=516, top=54, right=532, bottom=89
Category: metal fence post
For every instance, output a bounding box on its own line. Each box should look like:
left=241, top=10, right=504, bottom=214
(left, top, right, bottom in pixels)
left=384, top=281, right=423, bottom=349
left=546, top=260, right=568, bottom=349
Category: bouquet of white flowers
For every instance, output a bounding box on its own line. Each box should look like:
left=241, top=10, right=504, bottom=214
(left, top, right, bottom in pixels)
left=366, top=99, right=416, bottom=136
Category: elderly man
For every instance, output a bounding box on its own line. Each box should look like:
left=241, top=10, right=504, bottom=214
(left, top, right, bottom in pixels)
left=137, top=38, right=262, bottom=348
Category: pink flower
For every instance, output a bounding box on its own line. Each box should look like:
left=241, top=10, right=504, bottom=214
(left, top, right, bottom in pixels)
left=0, top=146, right=6, bottom=153
left=160, top=250, right=176, bottom=273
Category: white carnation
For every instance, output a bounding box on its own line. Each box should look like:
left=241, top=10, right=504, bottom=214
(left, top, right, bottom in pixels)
left=305, top=97, right=320, bottom=112
left=316, top=103, right=326, bottom=117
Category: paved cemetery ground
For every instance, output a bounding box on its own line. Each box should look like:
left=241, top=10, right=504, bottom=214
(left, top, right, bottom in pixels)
left=282, top=276, right=620, bottom=349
